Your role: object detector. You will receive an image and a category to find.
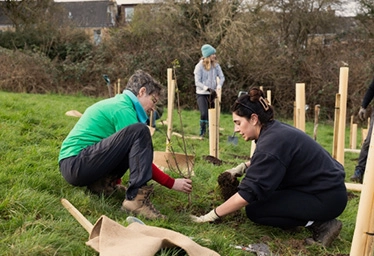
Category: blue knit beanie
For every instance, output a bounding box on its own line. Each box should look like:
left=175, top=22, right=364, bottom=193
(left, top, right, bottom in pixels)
left=201, top=44, right=216, bottom=58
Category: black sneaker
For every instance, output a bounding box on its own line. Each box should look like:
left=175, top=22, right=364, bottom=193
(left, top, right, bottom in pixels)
left=307, top=219, right=342, bottom=247
left=350, top=169, right=363, bottom=183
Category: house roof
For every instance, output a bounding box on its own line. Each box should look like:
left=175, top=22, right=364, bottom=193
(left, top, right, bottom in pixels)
left=0, top=0, right=116, bottom=28
left=115, top=0, right=159, bottom=5
left=0, top=3, right=13, bottom=26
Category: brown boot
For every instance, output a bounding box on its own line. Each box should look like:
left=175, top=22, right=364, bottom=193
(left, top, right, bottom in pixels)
left=87, top=176, right=126, bottom=196
left=121, top=185, right=166, bottom=220
left=306, top=219, right=342, bottom=247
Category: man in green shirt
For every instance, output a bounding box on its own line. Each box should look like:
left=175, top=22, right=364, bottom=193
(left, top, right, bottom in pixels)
left=59, top=70, right=192, bottom=220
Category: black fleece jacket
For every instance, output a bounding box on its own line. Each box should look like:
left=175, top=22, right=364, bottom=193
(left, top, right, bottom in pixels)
left=238, top=120, right=346, bottom=204
left=361, top=76, right=374, bottom=109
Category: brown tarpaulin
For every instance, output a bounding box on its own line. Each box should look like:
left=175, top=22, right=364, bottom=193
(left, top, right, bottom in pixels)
left=86, top=215, right=220, bottom=256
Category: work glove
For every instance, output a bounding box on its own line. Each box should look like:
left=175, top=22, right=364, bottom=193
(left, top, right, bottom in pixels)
left=191, top=209, right=219, bottom=223
left=224, top=163, right=247, bottom=177
left=358, top=107, right=366, bottom=121
left=207, top=88, right=217, bottom=99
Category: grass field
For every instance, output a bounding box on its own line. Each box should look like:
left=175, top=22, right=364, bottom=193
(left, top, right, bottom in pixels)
left=0, top=91, right=362, bottom=255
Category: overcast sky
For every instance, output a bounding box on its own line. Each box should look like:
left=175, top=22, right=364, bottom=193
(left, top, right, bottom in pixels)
left=334, top=0, right=360, bottom=17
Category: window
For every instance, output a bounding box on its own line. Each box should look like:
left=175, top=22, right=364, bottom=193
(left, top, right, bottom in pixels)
left=125, top=7, right=134, bottom=23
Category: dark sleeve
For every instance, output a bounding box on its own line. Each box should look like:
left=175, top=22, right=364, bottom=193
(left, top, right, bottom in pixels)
left=238, top=152, right=286, bottom=204
left=361, top=77, right=374, bottom=109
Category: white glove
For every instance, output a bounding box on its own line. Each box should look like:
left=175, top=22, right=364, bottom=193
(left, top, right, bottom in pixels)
left=359, top=107, right=366, bottom=121
left=224, top=163, right=247, bottom=177
left=191, top=209, right=219, bottom=223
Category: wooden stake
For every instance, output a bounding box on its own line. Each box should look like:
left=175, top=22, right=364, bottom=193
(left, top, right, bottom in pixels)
left=345, top=182, right=363, bottom=192
left=293, top=101, right=296, bottom=127
left=165, top=69, right=175, bottom=152
left=208, top=103, right=219, bottom=158
left=332, top=93, right=340, bottom=159
left=65, top=110, right=83, bottom=118
left=216, top=85, right=222, bottom=127
left=295, top=83, right=305, bottom=132
left=250, top=141, right=256, bottom=158
left=362, top=117, right=370, bottom=146
left=352, top=123, right=358, bottom=149
left=61, top=198, right=93, bottom=234
left=350, top=124, right=374, bottom=255
left=349, top=115, right=354, bottom=148
left=149, top=110, right=154, bottom=128
left=337, top=67, right=349, bottom=165
left=266, top=90, right=271, bottom=105
left=250, top=90, right=271, bottom=157
left=313, top=104, right=320, bottom=141
left=117, top=78, right=121, bottom=94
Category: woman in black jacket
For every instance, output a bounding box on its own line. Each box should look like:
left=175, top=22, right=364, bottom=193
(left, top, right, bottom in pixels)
left=192, top=87, right=347, bottom=247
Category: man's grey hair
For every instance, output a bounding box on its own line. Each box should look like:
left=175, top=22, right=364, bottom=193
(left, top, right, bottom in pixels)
left=126, top=70, right=163, bottom=97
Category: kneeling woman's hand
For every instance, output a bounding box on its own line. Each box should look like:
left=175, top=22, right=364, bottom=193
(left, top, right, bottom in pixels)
left=190, top=209, right=220, bottom=223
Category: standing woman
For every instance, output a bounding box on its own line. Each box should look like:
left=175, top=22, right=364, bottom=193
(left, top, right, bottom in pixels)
left=192, top=88, right=347, bottom=247
left=194, top=44, right=225, bottom=137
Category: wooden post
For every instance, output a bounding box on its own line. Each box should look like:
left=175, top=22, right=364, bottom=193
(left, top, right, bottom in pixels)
left=352, top=123, right=358, bottom=149
left=363, top=129, right=368, bottom=146
left=216, top=85, right=222, bottom=130
left=350, top=125, right=374, bottom=255
left=293, top=101, right=296, bottom=127
left=349, top=115, right=354, bottom=148
left=61, top=199, right=93, bottom=234
left=216, top=88, right=221, bottom=158
left=252, top=90, right=272, bottom=157
left=295, top=83, right=306, bottom=132
left=165, top=69, right=175, bottom=152
left=266, top=90, right=271, bottom=105
left=149, top=110, right=154, bottom=128
left=313, top=104, right=320, bottom=141
left=117, top=78, right=121, bottom=94
left=337, top=67, right=349, bottom=165
left=250, top=141, right=256, bottom=158
left=362, top=118, right=370, bottom=146
left=345, top=182, right=363, bottom=192
left=208, top=106, right=218, bottom=158
left=332, top=94, right=340, bottom=159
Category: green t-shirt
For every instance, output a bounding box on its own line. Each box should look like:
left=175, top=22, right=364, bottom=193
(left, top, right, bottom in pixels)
left=58, top=91, right=148, bottom=162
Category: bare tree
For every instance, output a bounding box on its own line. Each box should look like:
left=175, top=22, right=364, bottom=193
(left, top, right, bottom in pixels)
left=1, top=0, right=58, bottom=31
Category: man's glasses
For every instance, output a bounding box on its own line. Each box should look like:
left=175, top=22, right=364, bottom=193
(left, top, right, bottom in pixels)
left=151, top=95, right=158, bottom=104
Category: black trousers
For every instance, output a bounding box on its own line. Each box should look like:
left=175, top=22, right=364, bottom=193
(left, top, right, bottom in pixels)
left=356, top=110, right=374, bottom=172
left=245, top=185, right=347, bottom=228
left=196, top=94, right=215, bottom=120
left=59, top=123, right=153, bottom=200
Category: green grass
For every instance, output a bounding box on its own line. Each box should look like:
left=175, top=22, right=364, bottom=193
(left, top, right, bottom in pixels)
left=0, top=91, right=361, bottom=255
